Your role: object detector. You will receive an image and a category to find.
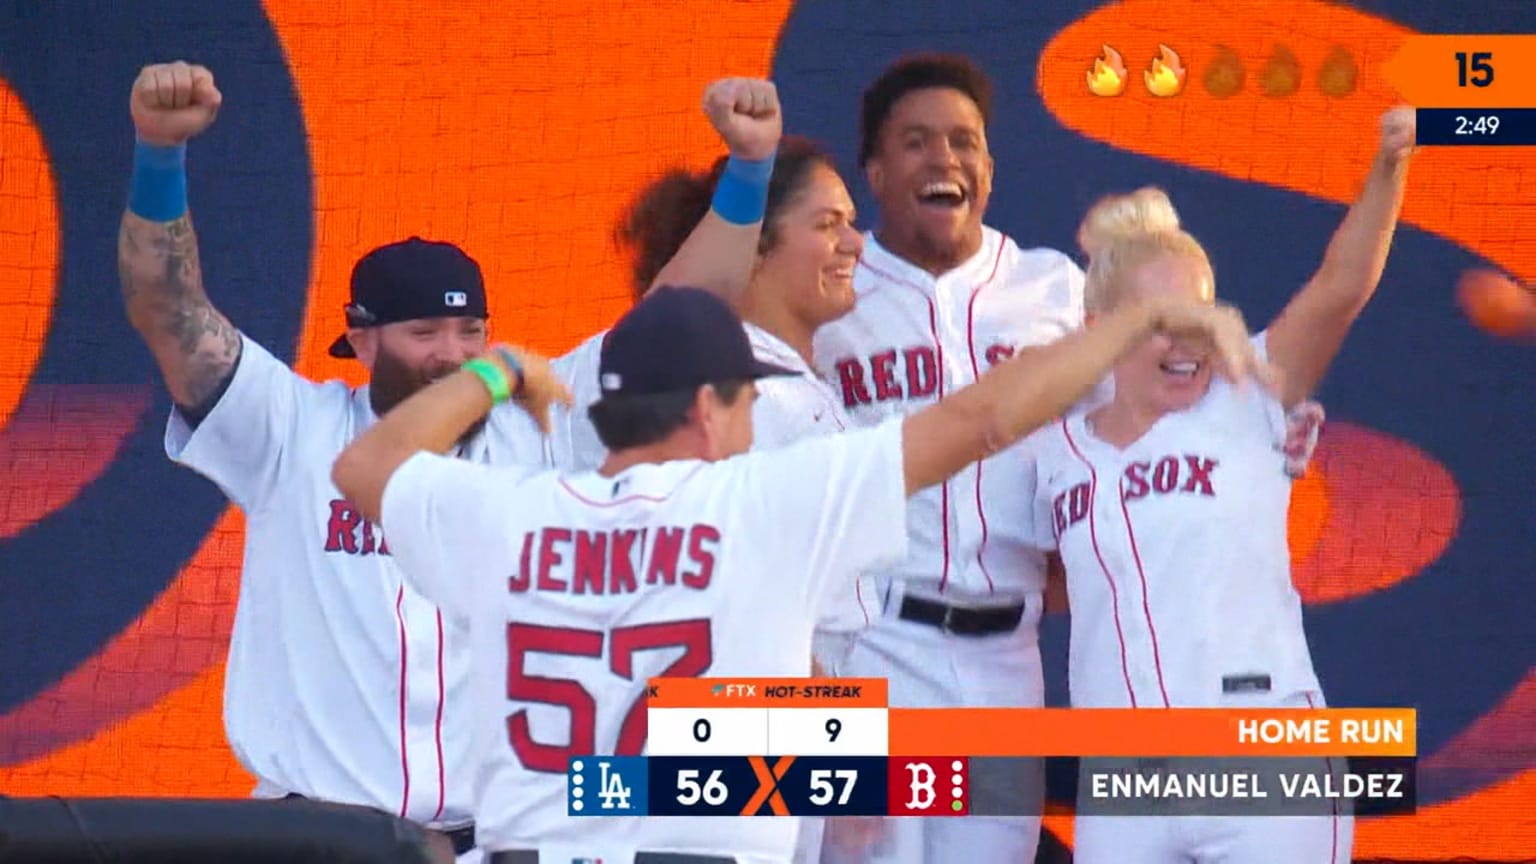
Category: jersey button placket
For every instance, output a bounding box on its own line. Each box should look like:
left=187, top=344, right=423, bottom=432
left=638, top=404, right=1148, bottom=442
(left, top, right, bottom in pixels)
left=1106, top=459, right=1152, bottom=698
left=933, top=278, right=966, bottom=586
left=1104, top=467, right=1131, bottom=575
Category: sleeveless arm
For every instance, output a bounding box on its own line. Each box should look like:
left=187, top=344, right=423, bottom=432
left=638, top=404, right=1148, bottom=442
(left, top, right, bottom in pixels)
left=650, top=208, right=763, bottom=306
left=1264, top=154, right=1410, bottom=408
left=119, top=211, right=242, bottom=417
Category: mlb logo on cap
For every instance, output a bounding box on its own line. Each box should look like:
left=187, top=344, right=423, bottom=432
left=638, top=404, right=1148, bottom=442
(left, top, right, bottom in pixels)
left=327, top=237, right=490, bottom=358
left=596, top=286, right=798, bottom=397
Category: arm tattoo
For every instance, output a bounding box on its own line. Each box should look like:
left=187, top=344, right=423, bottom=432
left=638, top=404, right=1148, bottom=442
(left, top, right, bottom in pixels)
left=119, top=212, right=242, bottom=409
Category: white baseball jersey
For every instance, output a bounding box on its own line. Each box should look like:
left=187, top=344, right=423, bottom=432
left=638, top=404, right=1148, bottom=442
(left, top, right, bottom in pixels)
left=379, top=418, right=909, bottom=857
left=1028, top=332, right=1322, bottom=709
left=811, top=227, right=1085, bottom=600
left=744, top=322, right=875, bottom=633
left=165, top=334, right=546, bottom=827
left=548, top=322, right=877, bottom=632
left=548, top=329, right=608, bottom=472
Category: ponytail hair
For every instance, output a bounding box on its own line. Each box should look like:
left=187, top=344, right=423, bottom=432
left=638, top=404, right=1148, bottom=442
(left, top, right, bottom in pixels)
left=1077, top=186, right=1211, bottom=313
left=615, top=136, right=838, bottom=302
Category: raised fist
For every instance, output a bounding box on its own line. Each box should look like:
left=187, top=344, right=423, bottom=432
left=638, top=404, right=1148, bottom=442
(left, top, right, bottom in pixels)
left=1378, top=106, right=1416, bottom=165
left=131, top=62, right=222, bottom=147
left=1279, top=400, right=1325, bottom=478
left=702, top=77, right=782, bottom=162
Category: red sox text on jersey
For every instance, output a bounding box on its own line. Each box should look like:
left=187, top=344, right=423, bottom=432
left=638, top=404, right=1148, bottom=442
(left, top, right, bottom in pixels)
left=1053, top=455, right=1220, bottom=536
left=811, top=228, right=1085, bottom=597
left=324, top=499, right=392, bottom=556
left=833, top=344, right=1022, bottom=407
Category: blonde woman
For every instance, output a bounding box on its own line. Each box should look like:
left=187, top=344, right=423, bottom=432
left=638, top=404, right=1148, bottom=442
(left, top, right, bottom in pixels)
left=1028, top=107, right=1415, bottom=863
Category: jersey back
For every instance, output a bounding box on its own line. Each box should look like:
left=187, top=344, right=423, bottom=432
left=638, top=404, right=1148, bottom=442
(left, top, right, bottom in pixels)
left=381, top=419, right=909, bottom=857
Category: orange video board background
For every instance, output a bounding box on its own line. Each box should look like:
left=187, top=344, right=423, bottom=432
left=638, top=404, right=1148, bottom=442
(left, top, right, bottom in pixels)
left=0, top=0, right=1531, bottom=860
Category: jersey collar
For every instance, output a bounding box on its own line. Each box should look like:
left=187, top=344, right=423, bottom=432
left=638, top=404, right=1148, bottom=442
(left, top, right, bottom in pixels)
left=742, top=321, right=815, bottom=377
left=858, top=225, right=1004, bottom=293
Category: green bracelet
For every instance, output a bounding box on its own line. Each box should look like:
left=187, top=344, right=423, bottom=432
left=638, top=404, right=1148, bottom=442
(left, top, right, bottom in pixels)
left=463, top=357, right=513, bottom=404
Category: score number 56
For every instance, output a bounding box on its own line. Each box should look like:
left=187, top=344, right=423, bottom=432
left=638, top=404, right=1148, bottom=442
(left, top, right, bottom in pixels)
left=675, top=768, right=859, bottom=806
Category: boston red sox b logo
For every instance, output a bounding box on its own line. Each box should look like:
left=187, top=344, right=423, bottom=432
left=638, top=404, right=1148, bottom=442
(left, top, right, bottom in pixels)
left=1054, top=454, right=1219, bottom=535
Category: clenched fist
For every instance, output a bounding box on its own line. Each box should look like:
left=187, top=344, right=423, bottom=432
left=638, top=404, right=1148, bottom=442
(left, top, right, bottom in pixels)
left=131, top=62, right=222, bottom=147
left=1377, top=106, right=1416, bottom=165
left=702, top=78, right=782, bottom=162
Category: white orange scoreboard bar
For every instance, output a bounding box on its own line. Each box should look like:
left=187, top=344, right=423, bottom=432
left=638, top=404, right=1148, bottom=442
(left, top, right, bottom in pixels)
left=564, top=678, right=1418, bottom=818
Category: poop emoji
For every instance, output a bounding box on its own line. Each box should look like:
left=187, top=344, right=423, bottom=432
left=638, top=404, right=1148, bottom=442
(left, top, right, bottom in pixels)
left=1318, top=46, right=1358, bottom=97
left=1203, top=45, right=1245, bottom=98
left=1260, top=45, right=1302, bottom=97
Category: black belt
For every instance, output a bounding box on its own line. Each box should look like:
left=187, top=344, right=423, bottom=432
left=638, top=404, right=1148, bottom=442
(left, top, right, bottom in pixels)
left=897, top=594, right=1025, bottom=636
left=488, top=848, right=734, bottom=854
left=436, top=823, right=477, bottom=857
left=281, top=793, right=476, bottom=855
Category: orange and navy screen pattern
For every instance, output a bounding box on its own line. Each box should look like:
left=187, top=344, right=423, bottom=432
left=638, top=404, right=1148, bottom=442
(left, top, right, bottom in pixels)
left=0, top=1, right=1532, bottom=860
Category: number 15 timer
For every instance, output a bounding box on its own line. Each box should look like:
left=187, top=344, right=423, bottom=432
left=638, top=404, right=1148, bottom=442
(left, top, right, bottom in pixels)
left=1379, top=37, right=1536, bottom=146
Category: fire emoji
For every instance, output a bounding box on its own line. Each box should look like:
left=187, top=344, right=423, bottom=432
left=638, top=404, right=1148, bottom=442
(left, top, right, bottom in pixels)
left=1144, top=44, right=1186, bottom=97
left=1087, top=45, right=1127, bottom=97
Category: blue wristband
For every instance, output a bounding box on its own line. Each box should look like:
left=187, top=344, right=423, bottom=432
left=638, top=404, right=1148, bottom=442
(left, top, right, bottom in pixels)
left=710, top=153, right=775, bottom=225
left=128, top=139, right=188, bottom=222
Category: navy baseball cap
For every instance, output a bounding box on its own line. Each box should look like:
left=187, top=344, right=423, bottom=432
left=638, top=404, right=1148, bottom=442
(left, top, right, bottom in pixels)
left=597, top=286, right=799, bottom=398
left=328, top=237, right=490, bottom=358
